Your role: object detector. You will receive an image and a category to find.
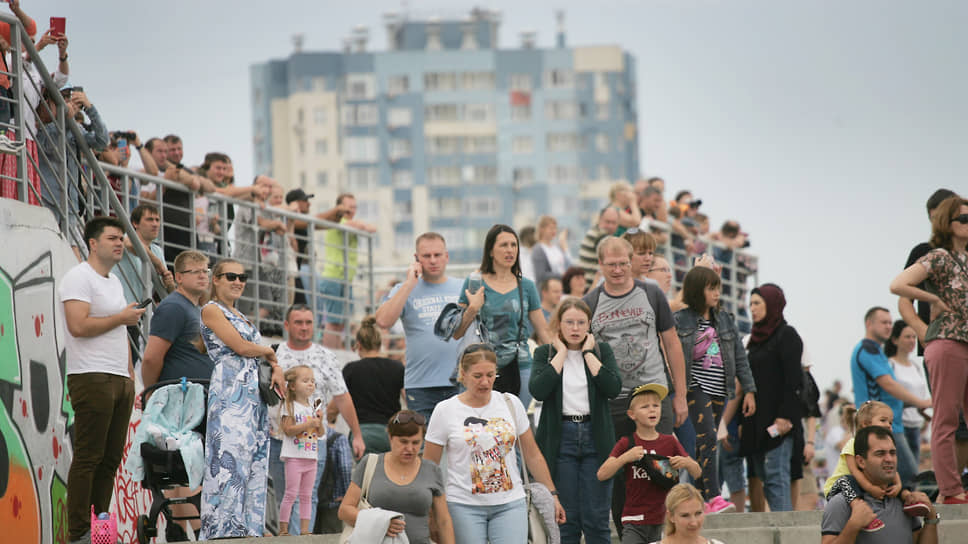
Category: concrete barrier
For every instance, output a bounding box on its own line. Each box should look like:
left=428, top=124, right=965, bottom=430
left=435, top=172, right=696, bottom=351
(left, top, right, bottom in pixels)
left=230, top=504, right=968, bottom=543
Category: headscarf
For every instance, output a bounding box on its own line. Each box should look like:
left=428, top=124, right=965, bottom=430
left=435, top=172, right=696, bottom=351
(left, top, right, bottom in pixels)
left=749, top=283, right=787, bottom=345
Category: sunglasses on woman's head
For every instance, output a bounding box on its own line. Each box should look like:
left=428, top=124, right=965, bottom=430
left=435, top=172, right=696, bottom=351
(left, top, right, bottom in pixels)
left=392, top=411, right=427, bottom=426
left=464, top=343, right=495, bottom=354
left=216, top=272, right=248, bottom=282
left=953, top=214, right=968, bottom=224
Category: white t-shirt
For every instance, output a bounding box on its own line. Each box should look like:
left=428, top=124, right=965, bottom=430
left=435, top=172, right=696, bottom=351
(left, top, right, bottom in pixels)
left=59, top=262, right=129, bottom=376
left=279, top=400, right=322, bottom=460
left=562, top=350, right=590, bottom=416
left=269, top=343, right=348, bottom=439
left=426, top=392, right=529, bottom=506
left=889, top=357, right=930, bottom=427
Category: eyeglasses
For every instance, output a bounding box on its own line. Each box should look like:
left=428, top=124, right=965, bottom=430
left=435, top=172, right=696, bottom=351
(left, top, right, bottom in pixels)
left=216, top=272, right=248, bottom=282
left=650, top=266, right=671, bottom=273
left=178, top=268, right=210, bottom=276
left=391, top=411, right=427, bottom=426
left=602, top=261, right=631, bottom=269
left=953, top=214, right=968, bottom=224
left=562, top=319, right=589, bottom=328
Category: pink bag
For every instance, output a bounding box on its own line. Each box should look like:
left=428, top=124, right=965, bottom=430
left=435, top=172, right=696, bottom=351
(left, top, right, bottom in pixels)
left=90, top=505, right=118, bottom=544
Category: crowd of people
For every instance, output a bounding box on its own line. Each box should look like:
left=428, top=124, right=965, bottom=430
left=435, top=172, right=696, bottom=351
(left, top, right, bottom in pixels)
left=6, top=4, right=964, bottom=542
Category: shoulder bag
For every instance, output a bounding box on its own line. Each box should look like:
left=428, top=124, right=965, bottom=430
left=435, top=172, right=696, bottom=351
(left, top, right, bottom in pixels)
left=339, top=453, right=379, bottom=544
left=503, top=393, right=553, bottom=544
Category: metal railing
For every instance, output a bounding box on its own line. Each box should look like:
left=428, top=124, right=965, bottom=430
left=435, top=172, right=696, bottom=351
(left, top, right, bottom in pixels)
left=0, top=12, right=374, bottom=349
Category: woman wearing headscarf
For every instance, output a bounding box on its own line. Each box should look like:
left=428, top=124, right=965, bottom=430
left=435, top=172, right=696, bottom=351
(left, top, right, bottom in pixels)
left=740, top=283, right=802, bottom=512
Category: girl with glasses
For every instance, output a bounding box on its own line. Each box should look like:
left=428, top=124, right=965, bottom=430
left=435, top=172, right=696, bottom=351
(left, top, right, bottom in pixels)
left=530, top=298, right=621, bottom=543
left=198, top=258, right=283, bottom=538
left=339, top=410, right=455, bottom=543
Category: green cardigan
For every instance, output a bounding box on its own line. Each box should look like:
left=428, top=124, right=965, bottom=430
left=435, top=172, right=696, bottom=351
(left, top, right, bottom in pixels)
left=529, top=341, right=623, bottom=478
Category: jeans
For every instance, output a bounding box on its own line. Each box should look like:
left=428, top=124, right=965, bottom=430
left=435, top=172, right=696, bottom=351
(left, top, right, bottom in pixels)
left=904, top=426, right=921, bottom=468
left=448, top=498, right=527, bottom=544
left=66, top=373, right=135, bottom=540
left=718, top=437, right=746, bottom=496
left=894, top=430, right=918, bottom=487
left=925, top=339, right=968, bottom=496
left=518, top=366, right=533, bottom=408
left=747, top=435, right=793, bottom=512
left=556, top=420, right=612, bottom=544
left=406, top=385, right=460, bottom=423
left=269, top=436, right=327, bottom=535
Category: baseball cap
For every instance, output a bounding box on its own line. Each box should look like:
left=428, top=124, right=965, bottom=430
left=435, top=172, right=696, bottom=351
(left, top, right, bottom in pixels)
left=629, top=382, right=668, bottom=406
left=285, top=188, right=314, bottom=204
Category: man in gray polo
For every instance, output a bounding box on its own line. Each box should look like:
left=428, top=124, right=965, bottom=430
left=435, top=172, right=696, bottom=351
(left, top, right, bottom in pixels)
left=822, top=426, right=938, bottom=544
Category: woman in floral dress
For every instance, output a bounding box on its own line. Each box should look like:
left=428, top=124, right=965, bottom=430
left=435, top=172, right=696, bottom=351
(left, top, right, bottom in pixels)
left=199, top=258, right=284, bottom=537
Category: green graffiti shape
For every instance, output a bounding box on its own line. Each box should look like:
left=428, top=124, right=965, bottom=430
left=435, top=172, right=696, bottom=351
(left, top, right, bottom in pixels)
left=51, top=473, right=68, bottom=544
left=0, top=267, right=21, bottom=384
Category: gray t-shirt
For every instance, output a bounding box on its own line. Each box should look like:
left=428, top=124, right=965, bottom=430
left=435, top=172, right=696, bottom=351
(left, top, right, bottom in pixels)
left=822, top=493, right=921, bottom=543
left=384, top=278, right=462, bottom=389
left=351, top=455, right=444, bottom=544
left=584, top=280, right=674, bottom=394
left=149, top=291, right=214, bottom=382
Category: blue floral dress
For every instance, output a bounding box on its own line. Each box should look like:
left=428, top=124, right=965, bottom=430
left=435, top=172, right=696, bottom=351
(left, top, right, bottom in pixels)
left=199, top=301, right=270, bottom=538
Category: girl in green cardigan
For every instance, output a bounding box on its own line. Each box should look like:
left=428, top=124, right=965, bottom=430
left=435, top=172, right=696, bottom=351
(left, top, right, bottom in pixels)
left=529, top=298, right=623, bottom=544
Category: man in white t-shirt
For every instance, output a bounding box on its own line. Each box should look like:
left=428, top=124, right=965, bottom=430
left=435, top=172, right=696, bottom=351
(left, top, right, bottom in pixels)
left=60, top=217, right=146, bottom=544
left=267, top=304, right=365, bottom=535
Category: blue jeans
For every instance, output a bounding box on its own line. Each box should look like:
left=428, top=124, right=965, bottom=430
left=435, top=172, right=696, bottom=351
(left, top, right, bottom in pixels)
left=406, top=385, right=460, bottom=423
left=448, top=498, right=527, bottom=544
left=556, top=420, right=612, bottom=544
left=894, top=430, right=918, bottom=486
left=748, top=435, right=793, bottom=512
left=718, top=437, right=746, bottom=496
left=518, top=366, right=533, bottom=409
left=269, top=436, right=326, bottom=535
left=904, top=426, right=922, bottom=469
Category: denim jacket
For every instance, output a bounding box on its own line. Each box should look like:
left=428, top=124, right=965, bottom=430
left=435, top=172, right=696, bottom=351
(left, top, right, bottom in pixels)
left=674, top=307, right=756, bottom=400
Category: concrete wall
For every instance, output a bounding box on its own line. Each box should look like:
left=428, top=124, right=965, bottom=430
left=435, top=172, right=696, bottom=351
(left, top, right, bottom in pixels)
left=1, top=200, right=154, bottom=544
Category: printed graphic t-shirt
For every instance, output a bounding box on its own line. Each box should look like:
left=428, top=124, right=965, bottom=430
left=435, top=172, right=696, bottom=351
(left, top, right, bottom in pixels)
left=280, top=401, right=321, bottom=460
left=690, top=317, right=726, bottom=397
left=610, top=433, right=688, bottom=525
left=426, top=392, right=529, bottom=506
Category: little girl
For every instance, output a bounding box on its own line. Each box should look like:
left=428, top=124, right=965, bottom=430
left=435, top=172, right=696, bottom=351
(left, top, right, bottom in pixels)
left=278, top=365, right=325, bottom=535
left=823, top=400, right=929, bottom=532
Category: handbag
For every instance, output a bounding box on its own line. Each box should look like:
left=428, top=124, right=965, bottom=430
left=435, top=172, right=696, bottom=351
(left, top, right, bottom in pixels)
left=503, top=394, right=553, bottom=544
left=493, top=278, right=527, bottom=395
left=258, top=359, right=281, bottom=407
left=434, top=301, right=491, bottom=385
left=339, top=453, right=378, bottom=544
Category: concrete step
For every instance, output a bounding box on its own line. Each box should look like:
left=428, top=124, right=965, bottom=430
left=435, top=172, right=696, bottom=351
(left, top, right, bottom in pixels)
left=224, top=504, right=968, bottom=543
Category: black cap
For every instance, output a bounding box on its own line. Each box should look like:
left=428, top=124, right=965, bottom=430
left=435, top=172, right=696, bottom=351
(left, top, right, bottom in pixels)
left=285, top=188, right=314, bottom=204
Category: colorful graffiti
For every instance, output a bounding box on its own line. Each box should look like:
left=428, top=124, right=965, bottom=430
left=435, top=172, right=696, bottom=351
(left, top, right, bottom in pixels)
left=0, top=201, right=153, bottom=544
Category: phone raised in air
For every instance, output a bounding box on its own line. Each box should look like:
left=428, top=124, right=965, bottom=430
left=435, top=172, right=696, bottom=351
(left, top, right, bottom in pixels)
left=50, top=17, right=66, bottom=37
left=136, top=298, right=152, bottom=309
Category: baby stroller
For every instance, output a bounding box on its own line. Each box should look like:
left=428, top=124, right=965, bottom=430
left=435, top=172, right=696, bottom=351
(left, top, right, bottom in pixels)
left=128, top=378, right=209, bottom=544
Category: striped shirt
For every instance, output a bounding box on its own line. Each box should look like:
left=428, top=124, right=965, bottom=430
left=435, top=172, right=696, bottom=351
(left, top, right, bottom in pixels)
left=690, top=318, right=727, bottom=397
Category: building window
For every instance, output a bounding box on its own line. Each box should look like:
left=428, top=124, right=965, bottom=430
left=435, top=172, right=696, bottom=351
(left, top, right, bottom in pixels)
left=425, top=103, right=459, bottom=122
left=548, top=164, right=580, bottom=184
left=392, top=169, right=413, bottom=188
left=428, top=166, right=461, bottom=186
left=356, top=199, right=379, bottom=220
left=389, top=138, right=412, bottom=160
left=299, top=171, right=306, bottom=188
left=316, top=171, right=328, bottom=187
left=426, top=136, right=461, bottom=155
left=465, top=135, right=496, bottom=154
left=387, top=75, right=409, bottom=95
left=546, top=132, right=580, bottom=152
left=511, top=104, right=531, bottom=121
left=433, top=198, right=462, bottom=217
left=464, top=165, right=497, bottom=184
left=545, top=100, right=578, bottom=120
left=342, top=104, right=378, bottom=126
left=394, top=200, right=413, bottom=220
left=348, top=167, right=379, bottom=191
left=461, top=71, right=495, bottom=90
left=462, top=197, right=500, bottom=217
left=314, top=107, right=327, bottom=125
left=597, top=165, right=610, bottom=181
left=424, top=72, right=457, bottom=91
left=512, top=135, right=533, bottom=154
left=596, top=103, right=609, bottom=120
left=345, top=74, right=375, bottom=99
left=315, top=139, right=328, bottom=155
left=465, top=103, right=494, bottom=122
left=512, top=167, right=534, bottom=188
left=545, top=69, right=575, bottom=88
left=595, top=133, right=609, bottom=153
left=344, top=137, right=379, bottom=162
left=510, top=73, right=532, bottom=91
left=388, top=107, right=412, bottom=127
left=425, top=103, right=493, bottom=122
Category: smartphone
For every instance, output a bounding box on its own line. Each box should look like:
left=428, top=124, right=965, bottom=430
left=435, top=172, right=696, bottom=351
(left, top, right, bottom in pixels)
left=136, top=298, right=152, bottom=309
left=50, top=17, right=66, bottom=37
left=117, top=138, right=130, bottom=161
left=273, top=383, right=285, bottom=401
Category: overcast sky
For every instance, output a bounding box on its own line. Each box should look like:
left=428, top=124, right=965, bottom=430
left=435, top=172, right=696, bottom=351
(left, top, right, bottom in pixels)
left=27, top=0, right=962, bottom=392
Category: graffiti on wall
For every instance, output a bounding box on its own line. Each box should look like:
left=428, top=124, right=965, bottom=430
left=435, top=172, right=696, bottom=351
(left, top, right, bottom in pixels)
left=1, top=202, right=153, bottom=544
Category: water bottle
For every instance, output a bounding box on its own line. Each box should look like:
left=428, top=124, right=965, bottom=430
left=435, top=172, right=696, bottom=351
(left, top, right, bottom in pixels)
left=468, top=271, right=482, bottom=295
left=97, top=513, right=110, bottom=520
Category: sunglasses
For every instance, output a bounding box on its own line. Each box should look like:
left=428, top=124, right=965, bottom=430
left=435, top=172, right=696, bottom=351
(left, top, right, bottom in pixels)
left=216, top=272, right=248, bottom=282
left=953, top=214, right=968, bottom=225
left=464, top=343, right=495, bottom=354
left=391, top=411, right=427, bottom=426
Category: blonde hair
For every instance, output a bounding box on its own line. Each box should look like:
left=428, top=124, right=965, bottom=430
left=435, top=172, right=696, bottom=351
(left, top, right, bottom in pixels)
left=664, top=483, right=705, bottom=535
left=457, top=346, right=498, bottom=384
left=283, top=365, right=314, bottom=419
left=855, top=400, right=891, bottom=432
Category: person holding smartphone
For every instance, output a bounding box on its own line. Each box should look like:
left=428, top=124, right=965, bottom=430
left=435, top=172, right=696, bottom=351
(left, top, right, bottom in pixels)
left=529, top=298, right=622, bottom=544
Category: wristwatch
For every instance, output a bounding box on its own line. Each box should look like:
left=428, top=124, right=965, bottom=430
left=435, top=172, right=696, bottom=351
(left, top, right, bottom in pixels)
left=924, top=512, right=940, bottom=525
